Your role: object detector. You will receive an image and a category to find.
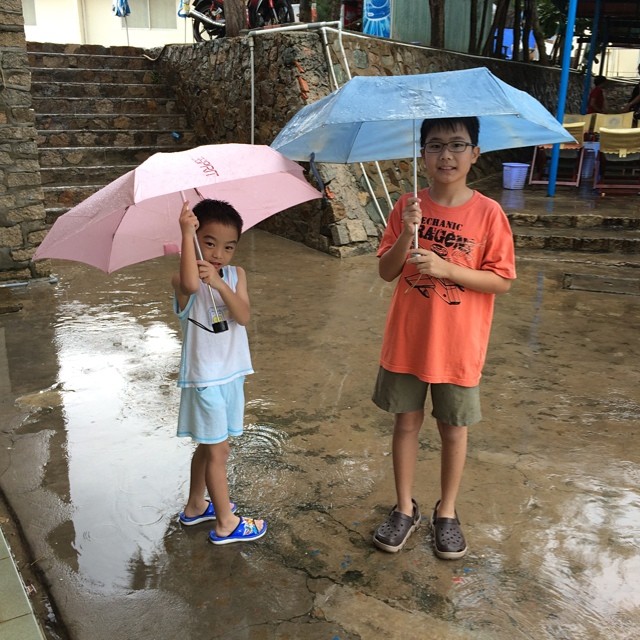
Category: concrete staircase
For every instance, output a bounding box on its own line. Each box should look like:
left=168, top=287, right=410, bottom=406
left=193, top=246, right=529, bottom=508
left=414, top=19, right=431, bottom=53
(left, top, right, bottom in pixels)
left=477, top=177, right=640, bottom=260
left=27, top=42, right=198, bottom=225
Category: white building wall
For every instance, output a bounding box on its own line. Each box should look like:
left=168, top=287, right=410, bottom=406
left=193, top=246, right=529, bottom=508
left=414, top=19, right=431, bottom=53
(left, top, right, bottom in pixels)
left=602, top=48, right=640, bottom=80
left=24, top=0, right=84, bottom=44
left=23, top=0, right=193, bottom=47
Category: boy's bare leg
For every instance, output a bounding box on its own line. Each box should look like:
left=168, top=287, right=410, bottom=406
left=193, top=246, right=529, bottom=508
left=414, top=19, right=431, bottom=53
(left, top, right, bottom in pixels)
left=436, top=420, right=468, bottom=518
left=199, top=441, right=240, bottom=536
left=183, top=444, right=209, bottom=517
left=392, top=409, right=424, bottom=516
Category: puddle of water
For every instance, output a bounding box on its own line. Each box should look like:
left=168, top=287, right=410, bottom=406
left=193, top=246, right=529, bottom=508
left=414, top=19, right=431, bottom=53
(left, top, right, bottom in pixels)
left=2, top=229, right=640, bottom=638
left=49, top=295, right=189, bottom=591
left=449, top=487, right=640, bottom=638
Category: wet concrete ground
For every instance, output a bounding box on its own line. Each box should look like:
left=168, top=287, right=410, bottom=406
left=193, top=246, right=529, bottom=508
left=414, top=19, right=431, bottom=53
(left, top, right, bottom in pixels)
left=1, top=183, right=639, bottom=640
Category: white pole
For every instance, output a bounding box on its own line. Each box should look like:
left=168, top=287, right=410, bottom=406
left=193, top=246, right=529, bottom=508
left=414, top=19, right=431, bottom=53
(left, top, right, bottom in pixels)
left=413, top=120, right=419, bottom=250
left=179, top=192, right=224, bottom=320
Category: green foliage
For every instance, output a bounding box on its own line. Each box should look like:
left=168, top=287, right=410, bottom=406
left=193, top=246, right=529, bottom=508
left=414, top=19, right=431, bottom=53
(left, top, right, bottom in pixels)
left=537, top=0, right=563, bottom=37
left=315, top=0, right=341, bottom=21
left=537, top=0, right=590, bottom=38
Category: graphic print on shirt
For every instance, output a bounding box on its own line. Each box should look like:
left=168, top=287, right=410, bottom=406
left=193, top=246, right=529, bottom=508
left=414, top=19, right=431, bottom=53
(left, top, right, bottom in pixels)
left=404, top=216, right=484, bottom=306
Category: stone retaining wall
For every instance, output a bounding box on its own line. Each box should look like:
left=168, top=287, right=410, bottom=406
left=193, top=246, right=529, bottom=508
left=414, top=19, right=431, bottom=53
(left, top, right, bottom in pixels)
left=0, top=0, right=47, bottom=282
left=154, top=30, right=585, bottom=257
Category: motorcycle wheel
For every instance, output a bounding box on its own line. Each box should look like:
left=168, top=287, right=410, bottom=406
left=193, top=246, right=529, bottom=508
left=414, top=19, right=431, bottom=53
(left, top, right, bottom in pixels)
left=248, top=5, right=263, bottom=29
left=249, top=0, right=294, bottom=28
left=274, top=0, right=294, bottom=25
left=192, top=0, right=226, bottom=42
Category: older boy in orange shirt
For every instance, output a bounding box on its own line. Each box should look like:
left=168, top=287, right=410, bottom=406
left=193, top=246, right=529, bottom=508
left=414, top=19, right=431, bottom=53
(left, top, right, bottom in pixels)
left=372, top=116, right=516, bottom=558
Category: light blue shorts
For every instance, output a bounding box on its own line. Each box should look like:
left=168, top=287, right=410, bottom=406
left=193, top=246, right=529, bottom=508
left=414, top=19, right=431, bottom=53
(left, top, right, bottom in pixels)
left=177, top=377, right=245, bottom=444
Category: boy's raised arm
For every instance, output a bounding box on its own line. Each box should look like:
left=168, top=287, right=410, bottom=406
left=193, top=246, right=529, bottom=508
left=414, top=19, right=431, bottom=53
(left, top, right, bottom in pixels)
left=172, top=202, right=201, bottom=307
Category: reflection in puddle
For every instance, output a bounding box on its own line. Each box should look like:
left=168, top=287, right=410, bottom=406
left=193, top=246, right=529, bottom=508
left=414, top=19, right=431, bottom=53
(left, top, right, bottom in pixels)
left=451, top=478, right=640, bottom=637
left=500, top=189, right=525, bottom=211
left=54, top=302, right=186, bottom=592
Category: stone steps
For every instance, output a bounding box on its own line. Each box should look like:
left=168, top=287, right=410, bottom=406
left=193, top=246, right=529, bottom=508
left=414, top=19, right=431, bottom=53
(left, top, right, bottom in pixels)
left=36, top=113, right=190, bottom=131
left=31, top=81, right=171, bottom=99
left=30, top=67, right=159, bottom=84
left=507, top=211, right=640, bottom=231
left=28, top=50, right=154, bottom=71
left=506, top=207, right=640, bottom=254
left=27, top=41, right=146, bottom=55
left=39, top=165, right=137, bottom=187
left=28, top=42, right=197, bottom=223
left=38, top=145, right=181, bottom=167
left=512, top=226, right=640, bottom=254
left=37, top=129, right=197, bottom=150
left=473, top=174, right=640, bottom=258
left=31, top=96, right=179, bottom=115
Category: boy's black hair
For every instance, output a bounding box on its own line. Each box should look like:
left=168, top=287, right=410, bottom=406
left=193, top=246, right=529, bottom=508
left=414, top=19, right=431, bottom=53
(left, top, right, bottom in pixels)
left=192, top=199, right=243, bottom=239
left=420, top=117, right=480, bottom=148
left=593, top=75, right=607, bottom=87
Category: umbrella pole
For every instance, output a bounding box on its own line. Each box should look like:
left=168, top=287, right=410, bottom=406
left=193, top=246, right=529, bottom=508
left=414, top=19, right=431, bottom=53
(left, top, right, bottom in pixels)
left=413, top=121, right=419, bottom=250
left=193, top=236, right=229, bottom=333
left=180, top=191, right=228, bottom=333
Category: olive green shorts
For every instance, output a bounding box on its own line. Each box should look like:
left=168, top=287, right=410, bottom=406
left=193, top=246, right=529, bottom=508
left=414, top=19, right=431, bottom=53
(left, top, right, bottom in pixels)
left=372, top=367, right=482, bottom=426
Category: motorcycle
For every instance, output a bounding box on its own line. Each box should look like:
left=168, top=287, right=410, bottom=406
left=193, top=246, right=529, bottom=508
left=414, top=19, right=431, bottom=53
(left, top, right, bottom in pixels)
left=179, top=1, right=295, bottom=43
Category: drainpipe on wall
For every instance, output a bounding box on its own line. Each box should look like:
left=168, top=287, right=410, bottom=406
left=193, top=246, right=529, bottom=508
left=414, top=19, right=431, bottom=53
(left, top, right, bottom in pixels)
left=77, top=0, right=88, bottom=44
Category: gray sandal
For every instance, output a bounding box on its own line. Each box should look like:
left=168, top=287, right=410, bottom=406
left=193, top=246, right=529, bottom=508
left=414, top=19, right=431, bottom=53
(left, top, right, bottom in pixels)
left=431, top=500, right=468, bottom=560
left=373, top=499, right=421, bottom=553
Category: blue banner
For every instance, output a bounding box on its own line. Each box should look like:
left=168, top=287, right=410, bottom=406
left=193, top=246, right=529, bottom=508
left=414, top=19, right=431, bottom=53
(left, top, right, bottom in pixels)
left=363, top=0, right=390, bottom=38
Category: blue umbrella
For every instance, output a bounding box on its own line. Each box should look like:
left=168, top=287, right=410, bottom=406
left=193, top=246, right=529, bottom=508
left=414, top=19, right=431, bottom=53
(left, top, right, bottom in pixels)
left=271, top=67, right=575, bottom=163
left=112, top=0, right=131, bottom=18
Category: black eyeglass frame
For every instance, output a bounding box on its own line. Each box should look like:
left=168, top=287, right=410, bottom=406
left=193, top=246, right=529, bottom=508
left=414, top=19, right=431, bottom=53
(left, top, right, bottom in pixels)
left=421, top=141, right=476, bottom=154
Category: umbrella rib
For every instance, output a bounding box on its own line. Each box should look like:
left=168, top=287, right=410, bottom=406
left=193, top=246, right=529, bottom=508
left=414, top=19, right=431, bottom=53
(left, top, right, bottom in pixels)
left=346, top=121, right=366, bottom=163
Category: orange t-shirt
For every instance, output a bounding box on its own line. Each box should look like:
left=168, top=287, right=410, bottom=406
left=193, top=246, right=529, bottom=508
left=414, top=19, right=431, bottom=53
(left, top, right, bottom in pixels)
left=377, top=189, right=516, bottom=387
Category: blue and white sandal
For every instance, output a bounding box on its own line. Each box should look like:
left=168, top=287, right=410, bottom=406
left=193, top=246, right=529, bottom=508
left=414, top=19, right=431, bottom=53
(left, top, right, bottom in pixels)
left=178, top=501, right=237, bottom=526
left=208, top=516, right=268, bottom=545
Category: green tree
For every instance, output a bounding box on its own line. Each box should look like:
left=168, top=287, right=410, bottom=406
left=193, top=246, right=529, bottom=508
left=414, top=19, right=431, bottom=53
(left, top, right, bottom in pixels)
left=469, top=0, right=493, bottom=55
left=477, top=0, right=551, bottom=64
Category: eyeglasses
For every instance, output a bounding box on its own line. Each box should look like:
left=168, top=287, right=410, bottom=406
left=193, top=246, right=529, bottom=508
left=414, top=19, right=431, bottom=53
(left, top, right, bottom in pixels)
left=422, top=141, right=475, bottom=154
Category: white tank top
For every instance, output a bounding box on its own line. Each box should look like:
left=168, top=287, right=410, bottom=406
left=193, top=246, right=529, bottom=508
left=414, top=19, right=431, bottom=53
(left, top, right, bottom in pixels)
left=175, top=265, right=253, bottom=387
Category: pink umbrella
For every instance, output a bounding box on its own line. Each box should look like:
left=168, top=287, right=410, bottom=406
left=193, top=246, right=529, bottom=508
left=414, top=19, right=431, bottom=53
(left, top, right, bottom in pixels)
left=34, top=144, right=322, bottom=273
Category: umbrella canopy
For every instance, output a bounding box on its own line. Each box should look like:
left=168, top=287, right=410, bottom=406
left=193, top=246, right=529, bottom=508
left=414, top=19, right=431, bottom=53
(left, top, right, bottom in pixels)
left=271, top=67, right=576, bottom=163
left=112, top=0, right=131, bottom=18
left=34, top=144, right=322, bottom=273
